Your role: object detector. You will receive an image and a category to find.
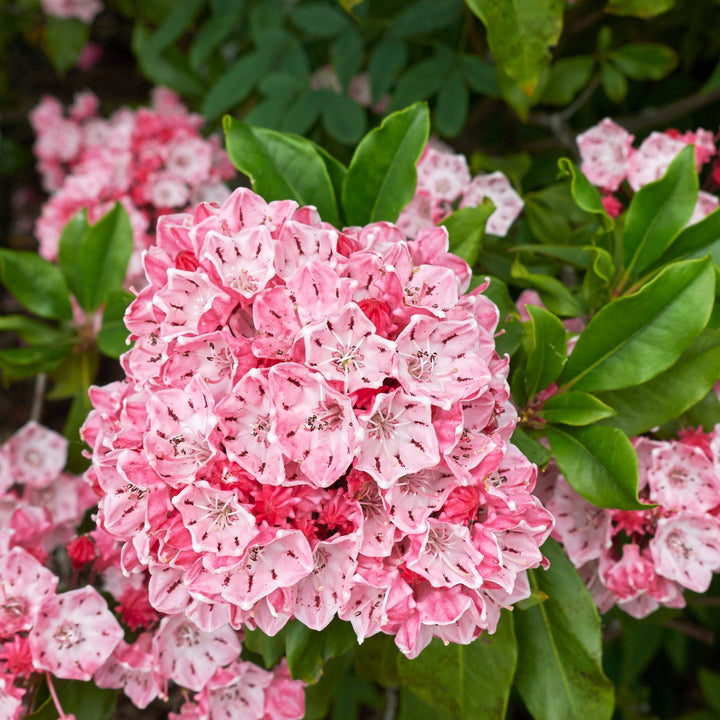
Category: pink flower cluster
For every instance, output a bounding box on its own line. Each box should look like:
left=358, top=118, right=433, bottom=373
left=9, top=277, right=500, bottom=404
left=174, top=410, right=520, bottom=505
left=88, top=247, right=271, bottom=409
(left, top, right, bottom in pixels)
left=0, top=421, right=304, bottom=719
left=576, top=117, right=718, bottom=221
left=40, top=0, right=102, bottom=23
left=544, top=428, right=720, bottom=618
left=31, top=88, right=235, bottom=286
left=82, top=186, right=554, bottom=660
left=397, top=141, right=524, bottom=239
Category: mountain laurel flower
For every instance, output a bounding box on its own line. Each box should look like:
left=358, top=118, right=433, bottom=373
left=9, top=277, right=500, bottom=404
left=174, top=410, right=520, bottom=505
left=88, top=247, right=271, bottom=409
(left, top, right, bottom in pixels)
left=83, top=187, right=554, bottom=658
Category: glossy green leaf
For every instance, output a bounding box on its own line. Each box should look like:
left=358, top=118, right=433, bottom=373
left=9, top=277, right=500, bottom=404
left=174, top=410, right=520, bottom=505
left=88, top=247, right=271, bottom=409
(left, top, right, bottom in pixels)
left=0, top=315, right=68, bottom=346
left=320, top=92, right=366, bottom=145
left=596, top=329, right=720, bottom=436
left=600, top=61, right=627, bottom=102
left=29, top=679, right=117, bottom=720
left=440, top=200, right=494, bottom=267
left=397, top=612, right=517, bottom=720
left=59, top=204, right=133, bottom=312
left=558, top=158, right=613, bottom=229
left=541, top=56, right=594, bottom=105
left=560, top=256, right=715, bottom=392
left=0, top=249, right=72, bottom=320
left=342, top=102, right=429, bottom=225
left=243, top=626, right=288, bottom=668
left=224, top=117, right=341, bottom=226
left=284, top=619, right=356, bottom=683
left=606, top=0, right=674, bottom=17
left=0, top=344, right=74, bottom=382
left=514, top=539, right=614, bottom=720
left=47, top=350, right=99, bottom=400
left=368, top=35, right=407, bottom=103
left=609, top=43, right=677, bottom=80
left=623, top=145, right=698, bottom=277
left=97, top=289, right=134, bottom=358
left=511, top=427, right=552, bottom=468
left=45, top=17, right=89, bottom=74
left=649, top=206, right=720, bottom=270
left=354, top=633, right=401, bottom=688
left=657, top=385, right=720, bottom=439
left=540, top=392, right=615, bottom=425
left=546, top=424, right=646, bottom=509
left=465, top=0, right=564, bottom=95
left=511, top=257, right=584, bottom=317
left=291, top=2, right=350, bottom=36
left=523, top=305, right=567, bottom=400
left=435, top=69, right=469, bottom=138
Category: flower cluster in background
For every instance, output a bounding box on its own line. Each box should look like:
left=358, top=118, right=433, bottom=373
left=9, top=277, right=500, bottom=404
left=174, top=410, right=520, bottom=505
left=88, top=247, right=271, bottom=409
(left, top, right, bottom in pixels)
left=40, top=0, right=103, bottom=23
left=31, top=88, right=235, bottom=287
left=542, top=428, right=720, bottom=618
left=0, top=421, right=304, bottom=720
left=397, top=140, right=525, bottom=239
left=82, top=186, right=554, bottom=661
left=577, top=117, right=718, bottom=221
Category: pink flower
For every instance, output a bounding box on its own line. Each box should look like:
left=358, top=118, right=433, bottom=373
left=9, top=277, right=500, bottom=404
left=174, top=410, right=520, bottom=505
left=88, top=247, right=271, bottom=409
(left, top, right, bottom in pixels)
left=460, top=172, right=525, bottom=237
left=576, top=118, right=634, bottom=192
left=5, top=421, right=67, bottom=489
left=83, top=187, right=553, bottom=658
left=28, top=587, right=123, bottom=680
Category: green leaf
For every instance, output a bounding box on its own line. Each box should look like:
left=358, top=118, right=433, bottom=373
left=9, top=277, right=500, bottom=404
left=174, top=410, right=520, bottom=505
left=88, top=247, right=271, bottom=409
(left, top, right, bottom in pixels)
left=434, top=69, right=469, bottom=138
left=606, top=0, right=674, bottom=17
left=45, top=17, right=90, bottom=74
left=397, top=612, right=517, bottom=720
left=0, top=344, right=74, bottom=382
left=202, top=32, right=285, bottom=121
left=354, top=633, right=401, bottom=688
left=600, top=61, right=627, bottom=102
left=284, top=619, right=357, bottom=683
left=331, top=26, right=364, bottom=90
left=546, top=424, right=646, bottom=509
left=699, top=668, right=720, bottom=714
left=132, top=26, right=204, bottom=96
left=523, top=305, right=567, bottom=400
left=224, top=117, right=341, bottom=226
left=189, top=2, right=245, bottom=69
left=511, top=257, right=584, bottom=317
left=243, top=626, right=288, bottom=668
left=59, top=204, right=133, bottom=312
left=540, top=392, right=615, bottom=425
left=320, top=92, right=366, bottom=145
left=514, top=539, right=614, bottom=720
left=511, top=427, right=552, bottom=468
left=465, top=0, right=564, bottom=95
left=291, top=2, right=350, bottom=36
left=398, top=689, right=452, bottom=720
left=388, top=54, right=453, bottom=112
left=0, top=249, right=72, bottom=320
left=649, top=206, right=720, bottom=270
left=440, top=200, right=494, bottom=267
left=623, top=145, right=698, bottom=277
left=609, top=43, right=677, bottom=80
left=461, top=55, right=501, bottom=97
left=47, top=350, right=99, bottom=400
left=368, top=35, right=407, bottom=103
left=280, top=89, right=323, bottom=135
left=657, top=385, right=720, bottom=439
left=0, top=315, right=68, bottom=346
left=558, top=158, right=613, bottom=230
left=98, top=289, right=134, bottom=358
left=141, top=0, right=205, bottom=55
left=560, top=256, right=715, bottom=392
left=29, top=679, right=117, bottom=720
left=596, top=329, right=720, bottom=436
left=392, top=0, right=463, bottom=37
left=342, top=102, right=429, bottom=225
left=541, top=56, right=594, bottom=105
